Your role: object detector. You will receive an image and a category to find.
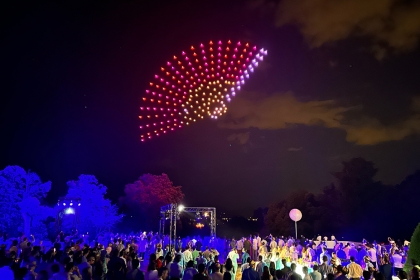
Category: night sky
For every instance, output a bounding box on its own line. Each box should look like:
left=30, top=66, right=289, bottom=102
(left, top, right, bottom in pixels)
left=1, top=0, right=420, bottom=216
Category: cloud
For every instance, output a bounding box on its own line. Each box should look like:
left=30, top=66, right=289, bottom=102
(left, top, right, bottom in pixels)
left=227, top=132, right=251, bottom=145
left=220, top=92, right=420, bottom=145
left=288, top=147, right=303, bottom=152
left=220, top=92, right=352, bottom=130
left=273, top=0, right=420, bottom=58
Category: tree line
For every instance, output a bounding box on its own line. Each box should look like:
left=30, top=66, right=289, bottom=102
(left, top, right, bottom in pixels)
left=264, top=157, right=420, bottom=242
left=0, top=166, right=183, bottom=240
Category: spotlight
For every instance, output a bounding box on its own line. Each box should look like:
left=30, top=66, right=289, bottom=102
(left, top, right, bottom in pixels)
left=178, top=204, right=185, bottom=212
left=70, top=202, right=73, bottom=206
left=204, top=212, right=209, bottom=217
left=63, top=203, right=66, bottom=206
left=78, top=203, right=81, bottom=206
left=64, top=207, right=75, bottom=215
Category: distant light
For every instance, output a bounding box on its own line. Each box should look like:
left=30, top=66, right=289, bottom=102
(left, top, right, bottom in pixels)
left=78, top=203, right=81, bottom=206
left=63, top=203, right=66, bottom=206
left=178, top=204, right=185, bottom=212
left=70, top=202, right=73, bottom=206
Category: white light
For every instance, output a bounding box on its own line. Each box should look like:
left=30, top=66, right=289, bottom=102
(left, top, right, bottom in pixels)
left=65, top=207, right=75, bottom=215
left=178, top=204, right=185, bottom=212
left=63, top=203, right=66, bottom=206
left=78, top=203, right=81, bottom=206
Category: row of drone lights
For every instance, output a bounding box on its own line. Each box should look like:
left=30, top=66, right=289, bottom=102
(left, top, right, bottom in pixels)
left=57, top=201, right=81, bottom=206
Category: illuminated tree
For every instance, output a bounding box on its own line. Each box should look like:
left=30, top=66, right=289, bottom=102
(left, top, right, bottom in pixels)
left=0, top=165, right=53, bottom=237
left=120, top=173, right=184, bottom=228
left=65, top=175, right=121, bottom=236
left=138, top=40, right=267, bottom=141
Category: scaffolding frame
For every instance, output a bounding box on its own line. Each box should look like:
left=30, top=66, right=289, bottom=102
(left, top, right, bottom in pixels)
left=159, top=204, right=216, bottom=248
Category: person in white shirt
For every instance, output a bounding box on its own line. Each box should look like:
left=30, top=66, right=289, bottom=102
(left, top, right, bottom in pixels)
left=228, top=248, right=239, bottom=274
left=392, top=250, right=404, bottom=275
left=184, top=248, right=193, bottom=264
left=252, top=236, right=259, bottom=261
left=236, top=238, right=244, bottom=263
left=270, top=239, right=277, bottom=253
left=256, top=235, right=262, bottom=247
left=367, top=245, right=377, bottom=268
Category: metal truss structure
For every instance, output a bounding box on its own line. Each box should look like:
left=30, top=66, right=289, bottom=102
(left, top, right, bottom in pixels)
left=159, top=204, right=216, bottom=248
left=55, top=197, right=81, bottom=234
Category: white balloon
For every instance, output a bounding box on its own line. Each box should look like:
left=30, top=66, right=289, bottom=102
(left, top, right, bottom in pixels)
left=289, top=209, right=302, bottom=222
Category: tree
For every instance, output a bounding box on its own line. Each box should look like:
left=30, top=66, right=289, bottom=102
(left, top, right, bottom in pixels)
left=392, top=171, right=420, bottom=239
left=265, top=190, right=317, bottom=237
left=0, top=165, right=53, bottom=237
left=311, top=183, right=344, bottom=237
left=65, top=175, right=121, bottom=237
left=120, top=173, right=184, bottom=229
left=332, top=157, right=387, bottom=240
left=404, top=223, right=420, bottom=272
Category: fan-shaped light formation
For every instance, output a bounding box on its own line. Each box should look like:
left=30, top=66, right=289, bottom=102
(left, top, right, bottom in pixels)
left=139, top=40, right=268, bottom=141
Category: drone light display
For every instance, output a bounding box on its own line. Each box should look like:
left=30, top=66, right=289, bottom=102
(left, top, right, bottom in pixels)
left=139, top=40, right=267, bottom=141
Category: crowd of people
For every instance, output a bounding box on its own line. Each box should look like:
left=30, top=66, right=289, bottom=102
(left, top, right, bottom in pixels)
left=0, top=230, right=417, bottom=280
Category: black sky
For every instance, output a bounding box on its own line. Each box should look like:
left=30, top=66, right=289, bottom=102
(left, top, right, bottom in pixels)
left=1, top=0, right=420, bottom=216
